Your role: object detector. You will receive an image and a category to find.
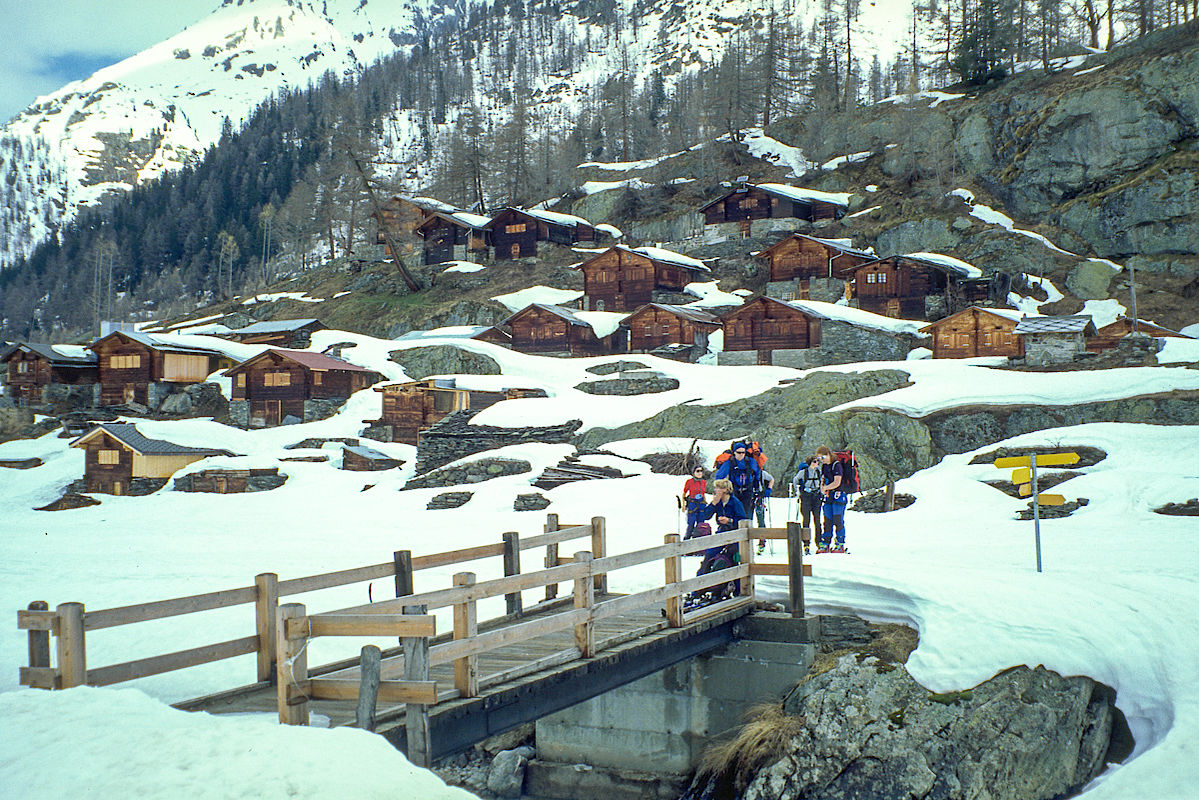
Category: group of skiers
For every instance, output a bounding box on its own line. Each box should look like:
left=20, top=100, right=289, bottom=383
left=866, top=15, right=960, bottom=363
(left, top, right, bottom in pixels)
left=683, top=440, right=853, bottom=555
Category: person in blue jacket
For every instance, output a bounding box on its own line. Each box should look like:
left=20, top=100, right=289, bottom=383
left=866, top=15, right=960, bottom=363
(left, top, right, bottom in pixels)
left=713, top=442, right=761, bottom=528
left=693, top=478, right=749, bottom=597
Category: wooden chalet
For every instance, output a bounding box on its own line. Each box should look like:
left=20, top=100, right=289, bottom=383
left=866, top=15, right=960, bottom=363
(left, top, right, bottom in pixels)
left=625, top=303, right=720, bottom=353
left=487, top=208, right=598, bottom=260
left=224, top=349, right=383, bottom=428
left=70, top=422, right=234, bottom=495
left=1087, top=317, right=1195, bottom=352
left=90, top=331, right=232, bottom=407
left=578, top=245, right=710, bottom=312
left=919, top=307, right=1025, bottom=359
left=2, top=344, right=98, bottom=406
left=474, top=303, right=626, bottom=356
left=700, top=183, right=848, bottom=230
left=368, top=378, right=546, bottom=444
left=758, top=234, right=874, bottom=298
left=416, top=210, right=492, bottom=265
left=225, top=319, right=326, bottom=349
left=837, top=253, right=999, bottom=320
left=374, top=195, right=461, bottom=258
left=720, top=296, right=823, bottom=362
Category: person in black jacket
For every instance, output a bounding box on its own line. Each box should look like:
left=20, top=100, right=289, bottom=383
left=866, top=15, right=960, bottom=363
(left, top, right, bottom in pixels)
left=793, top=456, right=823, bottom=554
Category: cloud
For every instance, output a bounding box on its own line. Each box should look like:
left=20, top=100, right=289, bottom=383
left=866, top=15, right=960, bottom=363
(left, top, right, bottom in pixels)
left=0, top=0, right=218, bottom=122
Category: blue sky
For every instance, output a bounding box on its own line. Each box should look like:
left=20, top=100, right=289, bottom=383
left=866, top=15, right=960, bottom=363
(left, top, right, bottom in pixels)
left=0, top=0, right=217, bottom=123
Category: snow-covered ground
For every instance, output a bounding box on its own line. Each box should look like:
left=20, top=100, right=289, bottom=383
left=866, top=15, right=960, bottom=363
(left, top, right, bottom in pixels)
left=2, top=328, right=1199, bottom=798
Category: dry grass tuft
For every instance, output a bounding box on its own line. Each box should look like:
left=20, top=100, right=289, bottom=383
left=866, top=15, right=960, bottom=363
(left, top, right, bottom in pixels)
left=694, top=703, right=803, bottom=799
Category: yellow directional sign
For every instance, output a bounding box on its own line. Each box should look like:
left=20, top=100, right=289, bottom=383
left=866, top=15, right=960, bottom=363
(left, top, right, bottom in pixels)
left=1034, top=453, right=1080, bottom=467
left=1037, top=494, right=1066, bottom=506
left=1018, top=483, right=1033, bottom=497
left=994, top=456, right=1030, bottom=468
left=1011, top=467, right=1031, bottom=485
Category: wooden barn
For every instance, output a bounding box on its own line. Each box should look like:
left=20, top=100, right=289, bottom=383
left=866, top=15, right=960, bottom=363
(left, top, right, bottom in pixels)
left=374, top=195, right=461, bottom=258
left=919, top=307, right=1025, bottom=359
left=416, top=210, right=492, bottom=265
left=719, top=296, right=823, bottom=362
left=70, top=422, right=234, bottom=495
left=578, top=245, right=710, bottom=312
left=475, top=303, right=626, bottom=356
left=90, top=331, right=231, bottom=407
left=700, top=183, right=848, bottom=230
left=1087, top=317, right=1195, bottom=352
left=224, top=349, right=383, bottom=428
left=2, top=344, right=98, bottom=406
left=837, top=253, right=1000, bottom=320
left=625, top=303, right=721, bottom=353
left=224, top=319, right=326, bottom=349
left=367, top=378, right=547, bottom=444
left=1013, top=315, right=1098, bottom=365
left=758, top=234, right=875, bottom=299
left=487, top=208, right=598, bottom=260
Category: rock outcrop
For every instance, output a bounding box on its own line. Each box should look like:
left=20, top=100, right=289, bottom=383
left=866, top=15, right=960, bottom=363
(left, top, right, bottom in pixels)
left=389, top=344, right=502, bottom=380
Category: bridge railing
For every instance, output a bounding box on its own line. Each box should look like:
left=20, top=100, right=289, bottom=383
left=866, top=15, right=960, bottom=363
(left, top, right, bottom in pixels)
left=281, top=521, right=812, bottom=766
left=16, top=513, right=601, bottom=693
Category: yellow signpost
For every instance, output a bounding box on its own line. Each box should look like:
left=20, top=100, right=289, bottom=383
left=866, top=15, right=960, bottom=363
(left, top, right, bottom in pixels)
left=993, top=451, right=1080, bottom=573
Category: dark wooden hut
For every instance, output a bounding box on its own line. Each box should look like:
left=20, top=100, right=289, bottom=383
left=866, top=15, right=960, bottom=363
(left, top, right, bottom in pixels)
left=758, top=234, right=874, bottom=299
left=625, top=303, right=721, bottom=353
left=837, top=253, right=1000, bottom=320
left=224, top=319, right=326, bottom=349
left=90, top=331, right=231, bottom=407
left=70, top=422, right=233, bottom=495
left=578, top=245, right=710, bottom=311
left=919, top=307, right=1025, bottom=359
left=416, top=210, right=492, bottom=265
left=477, top=303, right=626, bottom=355
left=373, top=195, right=460, bottom=258
left=487, top=208, right=598, bottom=260
left=719, top=296, right=824, bottom=362
left=342, top=445, right=404, bottom=471
left=1087, top=317, right=1195, bottom=352
left=2, top=344, right=98, bottom=406
left=367, top=378, right=547, bottom=444
left=699, top=183, right=848, bottom=230
left=224, top=349, right=382, bottom=428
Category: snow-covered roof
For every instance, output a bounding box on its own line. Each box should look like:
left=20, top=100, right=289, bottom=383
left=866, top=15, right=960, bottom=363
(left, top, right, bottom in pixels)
left=400, top=195, right=460, bottom=214
left=5, top=343, right=97, bottom=366
left=502, top=304, right=626, bottom=339
left=232, top=319, right=322, bottom=335
left=92, top=330, right=227, bottom=358
left=72, top=423, right=235, bottom=457
left=514, top=207, right=593, bottom=228
left=919, top=307, right=1025, bottom=332
left=420, top=210, right=492, bottom=230
left=491, top=286, right=584, bottom=313
left=629, top=245, right=710, bottom=272
left=753, top=183, right=852, bottom=207
left=1013, top=315, right=1097, bottom=335
left=763, top=233, right=874, bottom=259
left=343, top=444, right=398, bottom=461
left=786, top=299, right=926, bottom=335
left=905, top=252, right=984, bottom=279
left=628, top=303, right=721, bottom=326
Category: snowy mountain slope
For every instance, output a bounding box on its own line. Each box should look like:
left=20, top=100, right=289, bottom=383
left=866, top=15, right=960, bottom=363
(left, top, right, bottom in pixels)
left=2, top=329, right=1199, bottom=796
left=1, top=0, right=922, bottom=268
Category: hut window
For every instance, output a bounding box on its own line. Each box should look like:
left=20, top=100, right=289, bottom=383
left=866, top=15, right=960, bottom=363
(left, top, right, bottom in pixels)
left=505, top=223, right=527, bottom=234
left=109, top=354, right=141, bottom=369
left=265, top=371, right=291, bottom=387
left=98, top=449, right=120, bottom=465
left=866, top=274, right=877, bottom=284
left=940, top=333, right=954, bottom=347
left=596, top=300, right=605, bottom=311
left=236, top=374, right=246, bottom=387
left=741, top=198, right=758, bottom=209
left=878, top=273, right=888, bottom=284
left=313, top=373, right=323, bottom=385
left=17, top=362, right=29, bottom=373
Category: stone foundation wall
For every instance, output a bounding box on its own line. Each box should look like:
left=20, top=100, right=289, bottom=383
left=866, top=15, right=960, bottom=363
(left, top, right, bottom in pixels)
left=304, top=397, right=348, bottom=422
left=415, top=410, right=582, bottom=474
left=1026, top=332, right=1087, bottom=365
left=404, top=457, right=532, bottom=490
left=229, top=400, right=249, bottom=428
left=718, top=323, right=917, bottom=368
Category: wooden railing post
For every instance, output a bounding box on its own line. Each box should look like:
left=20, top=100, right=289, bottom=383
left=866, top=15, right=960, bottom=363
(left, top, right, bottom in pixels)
left=403, top=602, right=432, bottom=768
left=56, top=602, right=86, bottom=688
left=884, top=481, right=896, bottom=512
left=739, top=519, right=754, bottom=599
left=544, top=513, right=560, bottom=601
left=452, top=573, right=479, bottom=698
left=502, top=532, right=522, bottom=616
left=786, top=522, right=806, bottom=618
left=276, top=603, right=309, bottom=725
left=254, top=572, right=279, bottom=684
left=572, top=551, right=595, bottom=657
left=357, top=644, right=382, bottom=732
left=394, top=550, right=414, bottom=598
left=664, top=534, right=683, bottom=628
left=27, top=601, right=51, bottom=676
left=591, top=516, right=608, bottom=595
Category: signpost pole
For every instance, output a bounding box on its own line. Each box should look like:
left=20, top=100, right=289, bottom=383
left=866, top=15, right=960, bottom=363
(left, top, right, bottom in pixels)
left=1031, top=454, right=1042, bottom=573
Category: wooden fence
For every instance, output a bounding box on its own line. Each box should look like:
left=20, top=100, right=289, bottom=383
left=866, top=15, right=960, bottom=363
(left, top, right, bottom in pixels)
left=17, top=513, right=604, bottom=693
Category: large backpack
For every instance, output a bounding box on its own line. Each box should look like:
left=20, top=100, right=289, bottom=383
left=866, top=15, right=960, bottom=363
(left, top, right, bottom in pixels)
left=713, top=440, right=768, bottom=470
left=832, top=450, right=860, bottom=494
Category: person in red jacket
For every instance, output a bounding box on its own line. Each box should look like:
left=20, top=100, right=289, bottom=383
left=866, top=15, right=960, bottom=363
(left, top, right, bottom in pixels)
left=683, top=466, right=708, bottom=538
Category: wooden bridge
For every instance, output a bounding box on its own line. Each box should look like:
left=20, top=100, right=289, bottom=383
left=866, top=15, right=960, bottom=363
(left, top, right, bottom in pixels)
left=17, top=515, right=811, bottom=766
